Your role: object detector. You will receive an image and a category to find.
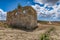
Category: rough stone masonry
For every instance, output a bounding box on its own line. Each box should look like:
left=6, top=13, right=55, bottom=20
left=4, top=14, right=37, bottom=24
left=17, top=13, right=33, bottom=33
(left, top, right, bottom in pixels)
left=6, top=5, right=37, bottom=30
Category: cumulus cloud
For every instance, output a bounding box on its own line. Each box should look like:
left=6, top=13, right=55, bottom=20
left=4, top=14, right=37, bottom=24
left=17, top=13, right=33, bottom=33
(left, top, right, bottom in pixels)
left=34, top=0, right=60, bottom=5
left=31, top=2, right=60, bottom=21
left=0, top=9, right=7, bottom=20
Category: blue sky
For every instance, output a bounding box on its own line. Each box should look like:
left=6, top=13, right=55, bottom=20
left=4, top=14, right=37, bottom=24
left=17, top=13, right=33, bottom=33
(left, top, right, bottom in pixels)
left=0, top=0, right=59, bottom=12
left=0, top=0, right=60, bottom=21
left=0, top=0, right=35, bottom=11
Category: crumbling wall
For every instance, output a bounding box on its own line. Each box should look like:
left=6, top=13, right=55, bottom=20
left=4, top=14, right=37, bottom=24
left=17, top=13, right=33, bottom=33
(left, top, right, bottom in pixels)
left=6, top=6, right=37, bottom=29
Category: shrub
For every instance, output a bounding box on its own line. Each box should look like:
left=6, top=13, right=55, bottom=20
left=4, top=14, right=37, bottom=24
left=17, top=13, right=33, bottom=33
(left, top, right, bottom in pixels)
left=39, top=27, right=55, bottom=40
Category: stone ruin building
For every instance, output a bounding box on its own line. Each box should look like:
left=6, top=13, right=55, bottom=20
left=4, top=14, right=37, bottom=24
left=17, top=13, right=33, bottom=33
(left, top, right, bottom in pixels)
left=6, top=5, right=37, bottom=29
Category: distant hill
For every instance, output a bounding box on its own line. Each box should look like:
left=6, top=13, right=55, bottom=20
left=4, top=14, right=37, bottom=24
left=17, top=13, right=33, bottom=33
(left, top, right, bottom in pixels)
left=38, top=20, right=60, bottom=25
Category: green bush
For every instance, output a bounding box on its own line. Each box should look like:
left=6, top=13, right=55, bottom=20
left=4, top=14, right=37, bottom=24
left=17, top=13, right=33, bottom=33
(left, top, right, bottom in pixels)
left=39, top=27, right=55, bottom=40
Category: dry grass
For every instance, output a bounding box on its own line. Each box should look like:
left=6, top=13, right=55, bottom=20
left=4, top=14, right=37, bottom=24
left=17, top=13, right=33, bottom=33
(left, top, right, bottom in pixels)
left=0, top=22, right=9, bottom=28
left=0, top=22, right=60, bottom=40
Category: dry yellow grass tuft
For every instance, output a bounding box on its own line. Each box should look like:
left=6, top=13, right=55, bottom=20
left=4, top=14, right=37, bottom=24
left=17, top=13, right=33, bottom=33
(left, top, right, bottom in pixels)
left=0, top=22, right=8, bottom=29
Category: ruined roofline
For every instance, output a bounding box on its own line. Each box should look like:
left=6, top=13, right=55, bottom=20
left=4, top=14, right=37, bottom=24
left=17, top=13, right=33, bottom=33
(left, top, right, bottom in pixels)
left=7, top=6, right=36, bottom=13
left=7, top=6, right=37, bottom=16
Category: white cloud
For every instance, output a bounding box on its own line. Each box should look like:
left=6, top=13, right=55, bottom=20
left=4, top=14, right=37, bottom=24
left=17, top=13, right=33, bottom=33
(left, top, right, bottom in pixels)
left=31, top=2, right=60, bottom=21
left=0, top=9, right=7, bottom=20
left=34, top=0, right=59, bottom=5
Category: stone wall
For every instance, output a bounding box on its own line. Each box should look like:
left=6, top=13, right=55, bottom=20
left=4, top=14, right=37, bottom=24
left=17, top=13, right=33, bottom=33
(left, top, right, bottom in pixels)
left=6, top=6, right=37, bottom=29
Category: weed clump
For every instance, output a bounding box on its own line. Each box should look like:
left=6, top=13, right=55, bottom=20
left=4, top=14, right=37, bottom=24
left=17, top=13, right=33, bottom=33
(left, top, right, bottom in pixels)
left=39, top=27, right=56, bottom=40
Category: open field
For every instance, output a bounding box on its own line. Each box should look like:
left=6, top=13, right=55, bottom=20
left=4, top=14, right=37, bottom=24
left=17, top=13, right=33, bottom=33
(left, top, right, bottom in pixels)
left=0, top=22, right=60, bottom=40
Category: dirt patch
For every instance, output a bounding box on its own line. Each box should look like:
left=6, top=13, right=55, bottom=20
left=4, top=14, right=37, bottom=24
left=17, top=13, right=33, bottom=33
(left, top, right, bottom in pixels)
left=0, top=23, right=60, bottom=40
left=0, top=28, right=46, bottom=40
